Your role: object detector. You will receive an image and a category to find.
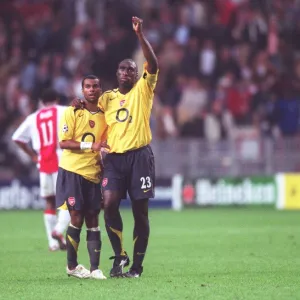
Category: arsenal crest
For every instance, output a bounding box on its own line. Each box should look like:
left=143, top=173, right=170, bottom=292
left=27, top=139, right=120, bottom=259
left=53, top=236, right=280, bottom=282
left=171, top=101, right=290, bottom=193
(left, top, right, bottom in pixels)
left=89, top=120, right=95, bottom=128
left=68, top=197, right=75, bottom=206
left=120, top=100, right=125, bottom=107
left=102, top=178, right=108, bottom=187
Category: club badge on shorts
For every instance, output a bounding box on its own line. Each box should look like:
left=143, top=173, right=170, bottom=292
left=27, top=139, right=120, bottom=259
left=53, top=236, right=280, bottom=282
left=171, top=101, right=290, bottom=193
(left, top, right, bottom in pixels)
left=89, top=120, right=95, bottom=128
left=120, top=100, right=125, bottom=107
left=102, top=178, right=108, bottom=187
left=68, top=197, right=75, bottom=206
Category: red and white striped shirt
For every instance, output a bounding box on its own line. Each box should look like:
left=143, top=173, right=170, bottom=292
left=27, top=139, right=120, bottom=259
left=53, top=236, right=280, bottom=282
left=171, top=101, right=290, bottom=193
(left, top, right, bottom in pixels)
left=12, top=105, right=66, bottom=173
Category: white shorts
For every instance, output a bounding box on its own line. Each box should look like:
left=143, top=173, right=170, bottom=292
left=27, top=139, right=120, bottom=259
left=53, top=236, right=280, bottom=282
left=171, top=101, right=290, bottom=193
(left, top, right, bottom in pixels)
left=39, top=172, right=58, bottom=198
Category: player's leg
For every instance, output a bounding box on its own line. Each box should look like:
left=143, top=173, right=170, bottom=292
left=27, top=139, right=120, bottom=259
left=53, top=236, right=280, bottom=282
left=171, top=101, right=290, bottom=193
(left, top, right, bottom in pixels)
left=103, top=190, right=129, bottom=277
left=84, top=209, right=106, bottom=279
left=40, top=172, right=59, bottom=251
left=56, top=168, right=90, bottom=278
left=51, top=171, right=70, bottom=249
left=83, top=179, right=106, bottom=279
left=65, top=210, right=90, bottom=278
left=124, top=146, right=155, bottom=278
left=103, top=190, right=124, bottom=256
left=102, top=153, right=129, bottom=277
left=126, top=198, right=149, bottom=278
left=66, top=210, right=84, bottom=270
left=44, top=196, right=59, bottom=251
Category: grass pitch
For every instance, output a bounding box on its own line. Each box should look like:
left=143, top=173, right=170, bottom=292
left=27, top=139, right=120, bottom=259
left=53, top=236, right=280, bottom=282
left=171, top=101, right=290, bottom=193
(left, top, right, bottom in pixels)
left=0, top=207, right=299, bottom=300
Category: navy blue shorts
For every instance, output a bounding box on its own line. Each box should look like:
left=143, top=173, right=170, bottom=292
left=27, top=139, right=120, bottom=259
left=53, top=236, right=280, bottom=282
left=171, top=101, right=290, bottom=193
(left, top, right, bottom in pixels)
left=56, top=168, right=102, bottom=211
left=102, top=145, right=155, bottom=200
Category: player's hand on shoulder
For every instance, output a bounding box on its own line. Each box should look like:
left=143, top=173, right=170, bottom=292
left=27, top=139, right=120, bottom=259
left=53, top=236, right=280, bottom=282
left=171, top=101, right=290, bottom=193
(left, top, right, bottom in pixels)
left=71, top=97, right=85, bottom=109
left=132, top=16, right=143, bottom=34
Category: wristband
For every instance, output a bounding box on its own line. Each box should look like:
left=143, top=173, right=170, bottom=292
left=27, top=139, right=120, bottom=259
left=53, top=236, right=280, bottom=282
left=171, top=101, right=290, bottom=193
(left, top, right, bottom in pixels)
left=80, top=142, right=92, bottom=150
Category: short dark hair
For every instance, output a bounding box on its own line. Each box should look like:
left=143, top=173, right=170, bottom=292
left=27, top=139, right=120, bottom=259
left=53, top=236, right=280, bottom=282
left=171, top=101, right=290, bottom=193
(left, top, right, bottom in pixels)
left=81, top=75, right=100, bottom=88
left=119, top=59, right=137, bottom=68
left=41, top=88, right=59, bottom=104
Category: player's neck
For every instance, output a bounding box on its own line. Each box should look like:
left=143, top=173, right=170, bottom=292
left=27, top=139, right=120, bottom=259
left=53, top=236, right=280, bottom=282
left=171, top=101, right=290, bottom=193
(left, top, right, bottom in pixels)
left=84, top=101, right=98, bottom=112
left=118, top=86, right=132, bottom=95
left=43, top=101, right=56, bottom=107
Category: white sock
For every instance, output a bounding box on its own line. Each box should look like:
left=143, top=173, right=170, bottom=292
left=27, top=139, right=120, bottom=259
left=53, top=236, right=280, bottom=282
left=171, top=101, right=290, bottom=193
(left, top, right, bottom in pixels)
left=87, top=227, right=100, bottom=232
left=53, top=209, right=70, bottom=235
left=43, top=210, right=58, bottom=248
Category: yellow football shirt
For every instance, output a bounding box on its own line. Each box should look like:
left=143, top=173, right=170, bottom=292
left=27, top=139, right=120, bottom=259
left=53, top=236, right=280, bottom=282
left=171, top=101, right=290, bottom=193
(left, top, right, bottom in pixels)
left=98, top=63, right=159, bottom=153
left=59, top=107, right=107, bottom=184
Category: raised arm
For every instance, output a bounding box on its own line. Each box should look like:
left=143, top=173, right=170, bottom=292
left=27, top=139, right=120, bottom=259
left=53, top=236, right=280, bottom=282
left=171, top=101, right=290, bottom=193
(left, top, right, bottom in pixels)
left=132, top=16, right=158, bottom=74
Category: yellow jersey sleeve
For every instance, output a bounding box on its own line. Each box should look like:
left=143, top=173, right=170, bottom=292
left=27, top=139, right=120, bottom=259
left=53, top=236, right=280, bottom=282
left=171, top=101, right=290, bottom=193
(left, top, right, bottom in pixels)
left=140, top=62, right=159, bottom=93
left=98, top=93, right=109, bottom=112
left=59, top=107, right=75, bottom=141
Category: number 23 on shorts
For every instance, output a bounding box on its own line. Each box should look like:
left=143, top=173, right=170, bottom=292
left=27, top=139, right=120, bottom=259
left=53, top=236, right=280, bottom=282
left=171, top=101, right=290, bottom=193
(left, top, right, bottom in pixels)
left=140, top=176, right=151, bottom=192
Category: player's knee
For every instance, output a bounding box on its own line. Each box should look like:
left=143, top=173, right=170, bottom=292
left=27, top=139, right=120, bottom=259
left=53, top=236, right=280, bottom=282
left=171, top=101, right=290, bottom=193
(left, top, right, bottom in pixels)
left=134, top=214, right=149, bottom=236
left=70, top=211, right=84, bottom=228
left=45, top=196, right=55, bottom=210
left=132, top=199, right=149, bottom=218
left=103, top=199, right=115, bottom=211
left=103, top=201, right=117, bottom=215
left=70, top=219, right=83, bottom=228
left=103, top=191, right=121, bottom=208
left=84, top=209, right=99, bottom=228
left=138, top=213, right=149, bottom=226
left=85, top=218, right=98, bottom=228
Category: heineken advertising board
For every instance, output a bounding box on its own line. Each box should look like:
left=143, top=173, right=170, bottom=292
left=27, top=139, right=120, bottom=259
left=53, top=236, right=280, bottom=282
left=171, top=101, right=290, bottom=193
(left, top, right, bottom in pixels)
left=171, top=175, right=277, bottom=210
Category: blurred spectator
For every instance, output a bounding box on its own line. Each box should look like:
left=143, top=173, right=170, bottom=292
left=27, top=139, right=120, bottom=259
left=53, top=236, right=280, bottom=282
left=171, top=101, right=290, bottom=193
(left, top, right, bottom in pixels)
left=200, top=39, right=217, bottom=78
left=214, top=46, right=240, bottom=81
left=275, top=97, right=300, bottom=137
left=177, top=77, right=207, bottom=137
left=204, top=100, right=235, bottom=142
left=3, top=0, right=300, bottom=178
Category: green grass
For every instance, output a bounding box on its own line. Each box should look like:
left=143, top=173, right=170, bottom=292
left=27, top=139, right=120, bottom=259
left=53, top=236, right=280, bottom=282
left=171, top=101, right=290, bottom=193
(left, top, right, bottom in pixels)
left=0, top=207, right=300, bottom=300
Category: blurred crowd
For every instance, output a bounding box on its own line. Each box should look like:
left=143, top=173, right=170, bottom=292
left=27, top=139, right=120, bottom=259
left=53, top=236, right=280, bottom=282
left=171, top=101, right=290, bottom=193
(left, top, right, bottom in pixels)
left=1, top=0, right=300, bottom=177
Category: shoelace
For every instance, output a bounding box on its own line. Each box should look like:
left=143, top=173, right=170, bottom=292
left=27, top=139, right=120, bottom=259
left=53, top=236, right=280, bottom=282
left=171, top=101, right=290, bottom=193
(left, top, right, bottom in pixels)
left=109, top=255, right=128, bottom=267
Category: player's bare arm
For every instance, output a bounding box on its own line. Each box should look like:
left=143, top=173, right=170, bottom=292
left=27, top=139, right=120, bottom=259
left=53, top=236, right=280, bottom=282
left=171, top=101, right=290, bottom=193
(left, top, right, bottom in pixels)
left=59, top=140, right=109, bottom=152
left=14, top=140, right=38, bottom=163
left=132, top=16, right=158, bottom=74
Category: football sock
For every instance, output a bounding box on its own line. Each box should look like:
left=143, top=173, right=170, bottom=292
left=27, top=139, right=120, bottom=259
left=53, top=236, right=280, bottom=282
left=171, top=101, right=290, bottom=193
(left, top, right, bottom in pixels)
left=86, top=227, right=101, bottom=271
left=43, top=209, right=58, bottom=248
left=53, top=209, right=70, bottom=234
left=66, top=225, right=81, bottom=269
left=104, top=210, right=126, bottom=256
left=132, top=217, right=149, bottom=269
